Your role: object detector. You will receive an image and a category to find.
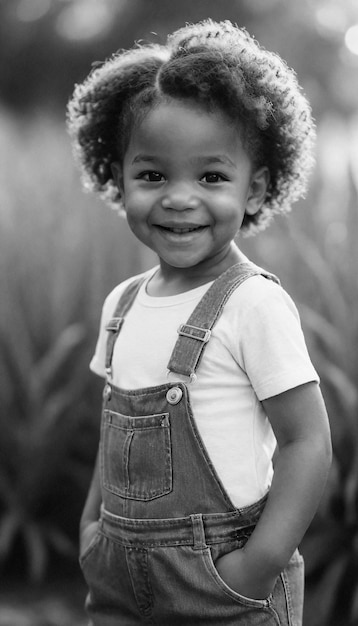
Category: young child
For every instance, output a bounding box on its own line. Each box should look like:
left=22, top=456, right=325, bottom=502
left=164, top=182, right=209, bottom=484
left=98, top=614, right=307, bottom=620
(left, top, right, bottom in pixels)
left=67, top=19, right=332, bottom=625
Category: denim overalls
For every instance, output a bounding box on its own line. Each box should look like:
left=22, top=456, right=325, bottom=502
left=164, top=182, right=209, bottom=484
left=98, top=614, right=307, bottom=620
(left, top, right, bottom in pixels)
left=80, top=262, right=304, bottom=625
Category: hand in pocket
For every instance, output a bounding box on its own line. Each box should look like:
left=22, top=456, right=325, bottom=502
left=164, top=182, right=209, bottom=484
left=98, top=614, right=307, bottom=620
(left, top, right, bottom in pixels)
left=215, top=548, right=276, bottom=600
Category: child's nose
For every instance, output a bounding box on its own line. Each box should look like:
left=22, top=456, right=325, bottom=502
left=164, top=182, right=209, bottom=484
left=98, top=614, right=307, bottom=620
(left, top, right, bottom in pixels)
left=161, top=182, right=200, bottom=211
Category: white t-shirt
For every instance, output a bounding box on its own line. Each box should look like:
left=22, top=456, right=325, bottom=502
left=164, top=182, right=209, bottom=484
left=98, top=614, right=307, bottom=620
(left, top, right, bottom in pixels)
left=90, top=267, right=318, bottom=508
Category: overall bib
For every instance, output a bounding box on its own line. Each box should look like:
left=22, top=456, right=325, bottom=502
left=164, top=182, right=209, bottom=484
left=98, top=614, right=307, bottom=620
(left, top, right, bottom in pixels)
left=80, top=262, right=304, bottom=626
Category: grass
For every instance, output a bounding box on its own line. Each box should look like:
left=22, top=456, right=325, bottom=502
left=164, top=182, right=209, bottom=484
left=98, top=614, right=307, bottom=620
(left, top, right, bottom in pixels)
left=0, top=109, right=357, bottom=625
left=242, top=114, right=358, bottom=625
left=0, top=111, right=152, bottom=584
left=0, top=575, right=87, bottom=626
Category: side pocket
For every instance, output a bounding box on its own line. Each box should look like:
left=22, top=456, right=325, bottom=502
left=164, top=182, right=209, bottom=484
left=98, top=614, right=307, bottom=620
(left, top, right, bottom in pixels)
left=100, top=410, right=172, bottom=501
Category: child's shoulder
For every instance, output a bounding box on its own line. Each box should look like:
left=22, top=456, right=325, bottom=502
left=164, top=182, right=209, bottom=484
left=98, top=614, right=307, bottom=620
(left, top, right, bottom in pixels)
left=101, top=267, right=156, bottom=315
left=225, top=272, right=298, bottom=319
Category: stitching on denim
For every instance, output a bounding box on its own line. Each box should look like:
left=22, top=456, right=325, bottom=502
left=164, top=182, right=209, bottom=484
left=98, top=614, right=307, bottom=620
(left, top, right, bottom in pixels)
left=281, top=569, right=295, bottom=626
left=167, top=262, right=280, bottom=378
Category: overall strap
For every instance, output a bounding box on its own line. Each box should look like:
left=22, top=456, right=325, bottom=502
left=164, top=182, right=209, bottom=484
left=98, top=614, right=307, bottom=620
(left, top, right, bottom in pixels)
left=167, top=262, right=280, bottom=381
left=104, top=275, right=146, bottom=380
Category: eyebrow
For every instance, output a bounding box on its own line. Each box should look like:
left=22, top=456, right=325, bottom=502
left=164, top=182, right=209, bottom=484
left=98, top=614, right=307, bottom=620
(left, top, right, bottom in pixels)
left=131, top=154, right=236, bottom=167
left=131, top=155, right=156, bottom=164
left=198, top=155, right=236, bottom=168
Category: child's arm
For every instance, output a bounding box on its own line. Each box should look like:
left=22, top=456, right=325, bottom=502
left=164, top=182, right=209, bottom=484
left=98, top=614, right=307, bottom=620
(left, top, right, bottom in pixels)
left=79, top=451, right=102, bottom=555
left=215, top=381, right=332, bottom=599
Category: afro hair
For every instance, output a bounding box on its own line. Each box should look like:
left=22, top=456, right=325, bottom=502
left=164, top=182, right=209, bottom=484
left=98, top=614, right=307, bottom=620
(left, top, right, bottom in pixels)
left=67, top=19, right=315, bottom=234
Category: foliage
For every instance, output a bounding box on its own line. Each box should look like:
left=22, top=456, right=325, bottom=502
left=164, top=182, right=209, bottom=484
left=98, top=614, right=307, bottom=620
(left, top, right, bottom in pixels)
left=0, top=0, right=357, bottom=121
left=242, top=114, right=358, bottom=626
left=294, top=174, right=358, bottom=625
left=0, top=113, right=149, bottom=582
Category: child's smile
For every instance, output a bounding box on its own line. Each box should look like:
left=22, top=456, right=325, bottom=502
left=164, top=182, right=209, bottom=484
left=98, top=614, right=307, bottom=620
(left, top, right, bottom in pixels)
left=116, top=99, right=268, bottom=283
left=155, top=221, right=209, bottom=243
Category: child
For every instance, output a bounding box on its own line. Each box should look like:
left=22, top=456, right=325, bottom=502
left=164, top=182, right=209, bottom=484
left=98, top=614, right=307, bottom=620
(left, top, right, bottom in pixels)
left=67, top=19, right=332, bottom=625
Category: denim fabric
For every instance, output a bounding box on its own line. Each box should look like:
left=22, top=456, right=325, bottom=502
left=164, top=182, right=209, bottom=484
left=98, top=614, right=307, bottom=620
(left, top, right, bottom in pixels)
left=81, top=262, right=304, bottom=625
left=167, top=261, right=280, bottom=379
left=81, top=505, right=304, bottom=625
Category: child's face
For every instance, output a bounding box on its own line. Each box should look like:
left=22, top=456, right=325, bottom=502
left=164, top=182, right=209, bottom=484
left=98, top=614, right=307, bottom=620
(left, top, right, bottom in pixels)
left=114, top=100, right=268, bottom=275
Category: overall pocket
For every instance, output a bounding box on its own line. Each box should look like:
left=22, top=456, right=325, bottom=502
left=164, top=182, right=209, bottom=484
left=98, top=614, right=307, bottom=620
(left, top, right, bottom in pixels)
left=100, top=409, right=172, bottom=501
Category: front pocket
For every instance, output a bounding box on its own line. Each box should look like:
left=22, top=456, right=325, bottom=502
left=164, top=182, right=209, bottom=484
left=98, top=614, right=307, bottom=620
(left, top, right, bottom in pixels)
left=203, top=547, right=272, bottom=608
left=100, top=410, right=172, bottom=501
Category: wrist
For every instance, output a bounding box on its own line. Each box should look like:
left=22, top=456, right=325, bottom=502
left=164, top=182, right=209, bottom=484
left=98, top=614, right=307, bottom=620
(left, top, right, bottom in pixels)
left=242, top=540, right=286, bottom=579
left=79, top=519, right=99, bottom=554
left=80, top=516, right=99, bottom=534
left=215, top=547, right=277, bottom=600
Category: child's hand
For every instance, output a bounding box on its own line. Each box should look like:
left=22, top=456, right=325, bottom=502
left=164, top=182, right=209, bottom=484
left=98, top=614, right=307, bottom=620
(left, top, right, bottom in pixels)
left=214, top=547, right=277, bottom=600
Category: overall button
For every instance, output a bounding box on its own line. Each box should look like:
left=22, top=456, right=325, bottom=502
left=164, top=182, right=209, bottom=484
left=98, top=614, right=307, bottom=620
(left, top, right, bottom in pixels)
left=166, top=387, right=183, bottom=405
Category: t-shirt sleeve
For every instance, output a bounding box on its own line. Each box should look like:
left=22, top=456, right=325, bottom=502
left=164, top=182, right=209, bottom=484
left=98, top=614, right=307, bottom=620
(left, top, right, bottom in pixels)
left=235, top=280, right=319, bottom=400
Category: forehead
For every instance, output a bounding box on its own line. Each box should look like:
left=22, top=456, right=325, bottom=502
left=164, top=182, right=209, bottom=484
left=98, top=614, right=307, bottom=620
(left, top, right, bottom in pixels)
left=126, top=99, right=247, bottom=159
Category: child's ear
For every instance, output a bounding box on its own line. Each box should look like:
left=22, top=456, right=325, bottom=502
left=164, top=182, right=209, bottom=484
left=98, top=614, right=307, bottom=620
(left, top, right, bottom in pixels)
left=246, top=166, right=270, bottom=216
left=111, top=162, right=124, bottom=195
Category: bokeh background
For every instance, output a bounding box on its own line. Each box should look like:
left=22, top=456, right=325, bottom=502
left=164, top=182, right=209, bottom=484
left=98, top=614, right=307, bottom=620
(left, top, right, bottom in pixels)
left=0, top=1, right=358, bottom=624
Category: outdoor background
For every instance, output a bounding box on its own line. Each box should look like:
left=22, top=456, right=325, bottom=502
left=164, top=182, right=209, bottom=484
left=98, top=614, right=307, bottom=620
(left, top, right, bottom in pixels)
left=0, top=0, right=357, bottom=624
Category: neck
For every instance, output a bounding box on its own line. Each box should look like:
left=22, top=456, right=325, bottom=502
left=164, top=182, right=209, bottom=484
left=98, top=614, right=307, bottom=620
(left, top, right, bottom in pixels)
left=147, top=244, right=248, bottom=297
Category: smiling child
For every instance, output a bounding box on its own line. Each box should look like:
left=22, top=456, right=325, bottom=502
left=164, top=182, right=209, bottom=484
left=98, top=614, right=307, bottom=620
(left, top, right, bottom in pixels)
left=68, top=19, right=331, bottom=625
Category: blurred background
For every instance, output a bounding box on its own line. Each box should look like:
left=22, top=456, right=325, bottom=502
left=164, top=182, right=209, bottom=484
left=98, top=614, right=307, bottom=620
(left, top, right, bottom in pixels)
left=0, top=0, right=357, bottom=624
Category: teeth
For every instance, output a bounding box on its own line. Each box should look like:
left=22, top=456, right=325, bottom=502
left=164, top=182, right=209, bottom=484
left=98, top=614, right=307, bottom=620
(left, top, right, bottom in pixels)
left=162, top=226, right=203, bottom=233
left=172, top=228, right=195, bottom=233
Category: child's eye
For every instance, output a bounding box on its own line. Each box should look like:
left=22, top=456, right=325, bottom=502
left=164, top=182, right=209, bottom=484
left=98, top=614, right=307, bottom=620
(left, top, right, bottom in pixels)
left=139, top=171, right=164, bottom=182
left=201, top=172, right=227, bottom=183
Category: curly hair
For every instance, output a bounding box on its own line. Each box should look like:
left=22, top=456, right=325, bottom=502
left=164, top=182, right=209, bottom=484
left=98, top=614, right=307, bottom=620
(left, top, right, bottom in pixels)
left=67, top=19, right=315, bottom=234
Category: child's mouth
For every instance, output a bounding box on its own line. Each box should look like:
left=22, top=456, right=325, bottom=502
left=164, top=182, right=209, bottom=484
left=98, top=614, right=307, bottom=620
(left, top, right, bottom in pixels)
left=157, top=225, right=207, bottom=234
